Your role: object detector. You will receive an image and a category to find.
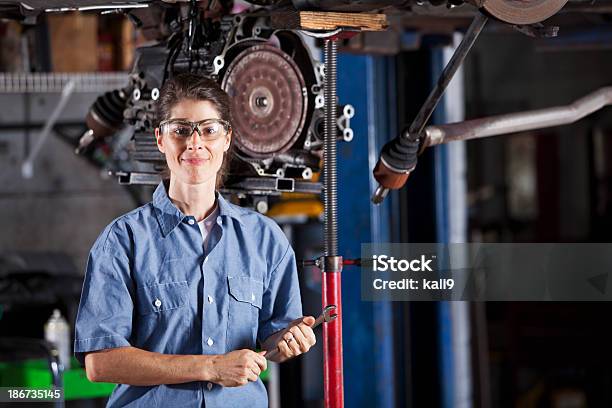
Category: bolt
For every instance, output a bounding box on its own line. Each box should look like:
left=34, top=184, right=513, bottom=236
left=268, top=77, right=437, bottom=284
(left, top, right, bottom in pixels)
left=255, top=96, right=268, bottom=107
left=256, top=200, right=268, bottom=214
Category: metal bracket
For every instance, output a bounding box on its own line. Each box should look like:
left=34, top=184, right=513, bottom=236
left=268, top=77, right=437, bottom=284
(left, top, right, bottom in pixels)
left=300, top=28, right=361, bottom=41
left=337, top=104, right=355, bottom=142
left=312, top=255, right=344, bottom=273
left=112, top=171, right=162, bottom=185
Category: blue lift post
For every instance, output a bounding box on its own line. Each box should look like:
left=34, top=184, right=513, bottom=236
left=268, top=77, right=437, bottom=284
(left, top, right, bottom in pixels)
left=431, top=35, right=473, bottom=408
left=432, top=44, right=455, bottom=408
left=336, top=37, right=472, bottom=407
left=337, top=53, right=396, bottom=408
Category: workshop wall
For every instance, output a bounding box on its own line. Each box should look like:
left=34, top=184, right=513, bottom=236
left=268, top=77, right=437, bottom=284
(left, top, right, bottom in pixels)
left=0, top=92, right=137, bottom=273
left=462, top=30, right=612, bottom=408
left=464, top=31, right=612, bottom=242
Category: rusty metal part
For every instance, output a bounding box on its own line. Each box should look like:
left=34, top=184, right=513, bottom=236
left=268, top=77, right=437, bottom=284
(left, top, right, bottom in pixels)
left=221, top=44, right=308, bottom=158
left=513, top=22, right=559, bottom=38
left=373, top=159, right=411, bottom=189
left=478, top=0, right=569, bottom=25
left=422, top=86, right=612, bottom=148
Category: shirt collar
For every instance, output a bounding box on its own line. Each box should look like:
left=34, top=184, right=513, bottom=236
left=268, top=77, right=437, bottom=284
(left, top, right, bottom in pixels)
left=152, top=180, right=244, bottom=237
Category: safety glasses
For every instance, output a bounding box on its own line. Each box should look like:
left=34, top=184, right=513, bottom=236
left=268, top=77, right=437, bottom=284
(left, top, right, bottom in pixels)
left=159, top=118, right=231, bottom=141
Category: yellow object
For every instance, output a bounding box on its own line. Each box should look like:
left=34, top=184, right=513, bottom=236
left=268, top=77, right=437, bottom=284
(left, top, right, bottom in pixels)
left=267, top=199, right=323, bottom=218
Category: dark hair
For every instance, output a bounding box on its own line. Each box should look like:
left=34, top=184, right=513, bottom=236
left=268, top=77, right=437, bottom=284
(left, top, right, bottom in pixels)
left=156, top=73, right=234, bottom=188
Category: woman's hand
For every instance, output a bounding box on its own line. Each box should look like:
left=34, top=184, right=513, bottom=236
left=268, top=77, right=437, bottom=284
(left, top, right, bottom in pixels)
left=209, top=349, right=267, bottom=387
left=273, top=316, right=317, bottom=361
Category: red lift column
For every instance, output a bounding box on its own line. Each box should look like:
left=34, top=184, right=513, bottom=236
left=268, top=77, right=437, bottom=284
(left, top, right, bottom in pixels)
left=322, top=258, right=343, bottom=408
left=321, top=37, right=344, bottom=408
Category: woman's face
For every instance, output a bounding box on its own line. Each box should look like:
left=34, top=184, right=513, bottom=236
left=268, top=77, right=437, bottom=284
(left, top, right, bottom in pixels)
left=155, top=99, right=231, bottom=186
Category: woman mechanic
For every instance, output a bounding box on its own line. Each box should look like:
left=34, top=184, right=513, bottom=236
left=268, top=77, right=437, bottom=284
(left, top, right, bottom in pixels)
left=74, top=73, right=316, bottom=407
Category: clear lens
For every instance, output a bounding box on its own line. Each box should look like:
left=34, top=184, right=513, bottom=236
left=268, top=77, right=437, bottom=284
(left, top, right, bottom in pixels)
left=162, top=119, right=228, bottom=140
left=165, top=122, right=193, bottom=138
left=199, top=122, right=223, bottom=137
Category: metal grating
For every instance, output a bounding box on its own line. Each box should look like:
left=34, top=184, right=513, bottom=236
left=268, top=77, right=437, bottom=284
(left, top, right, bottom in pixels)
left=0, top=72, right=128, bottom=93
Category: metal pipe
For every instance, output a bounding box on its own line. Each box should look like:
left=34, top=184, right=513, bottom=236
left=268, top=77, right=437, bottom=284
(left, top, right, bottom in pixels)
left=21, top=79, right=75, bottom=179
left=423, top=86, right=612, bottom=147
left=408, top=13, right=488, bottom=137
left=323, top=38, right=344, bottom=408
left=371, top=13, right=488, bottom=204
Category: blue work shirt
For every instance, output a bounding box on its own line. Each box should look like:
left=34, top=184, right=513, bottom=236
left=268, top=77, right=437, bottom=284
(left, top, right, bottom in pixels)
left=74, top=181, right=302, bottom=407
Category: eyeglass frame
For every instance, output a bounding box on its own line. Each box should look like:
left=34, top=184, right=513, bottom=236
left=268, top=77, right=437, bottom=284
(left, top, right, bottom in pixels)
left=158, top=118, right=232, bottom=141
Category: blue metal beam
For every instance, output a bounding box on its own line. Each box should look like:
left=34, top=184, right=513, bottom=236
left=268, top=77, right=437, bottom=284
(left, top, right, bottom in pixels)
left=337, top=53, right=395, bottom=408
left=431, top=36, right=473, bottom=408
left=431, top=44, right=455, bottom=408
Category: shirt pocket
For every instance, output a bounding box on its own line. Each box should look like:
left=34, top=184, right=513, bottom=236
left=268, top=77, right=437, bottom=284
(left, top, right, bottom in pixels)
left=135, top=279, right=190, bottom=345
left=227, top=276, right=263, bottom=350
left=137, top=281, right=189, bottom=315
left=228, top=276, right=263, bottom=308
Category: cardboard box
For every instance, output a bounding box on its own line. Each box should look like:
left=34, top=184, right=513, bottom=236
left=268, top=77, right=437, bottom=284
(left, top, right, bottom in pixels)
left=48, top=12, right=98, bottom=72
left=0, top=21, right=22, bottom=71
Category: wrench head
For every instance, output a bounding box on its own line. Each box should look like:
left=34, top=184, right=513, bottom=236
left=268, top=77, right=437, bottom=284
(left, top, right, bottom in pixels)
left=322, top=304, right=338, bottom=322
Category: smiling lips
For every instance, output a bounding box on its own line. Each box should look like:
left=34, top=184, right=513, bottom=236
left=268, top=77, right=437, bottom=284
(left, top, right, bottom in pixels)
left=181, top=157, right=209, bottom=165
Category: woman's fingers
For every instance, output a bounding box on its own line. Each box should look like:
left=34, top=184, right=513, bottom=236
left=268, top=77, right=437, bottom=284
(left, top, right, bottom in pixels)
left=294, top=322, right=317, bottom=348
left=254, top=351, right=267, bottom=372
left=284, top=330, right=302, bottom=355
left=278, top=339, right=294, bottom=358
left=289, top=325, right=311, bottom=353
left=249, top=361, right=261, bottom=377
left=274, top=316, right=319, bottom=360
left=246, top=369, right=258, bottom=383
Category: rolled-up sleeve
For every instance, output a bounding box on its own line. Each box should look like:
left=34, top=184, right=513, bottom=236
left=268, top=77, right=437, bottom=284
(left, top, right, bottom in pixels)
left=257, top=243, right=303, bottom=343
left=74, top=229, right=134, bottom=366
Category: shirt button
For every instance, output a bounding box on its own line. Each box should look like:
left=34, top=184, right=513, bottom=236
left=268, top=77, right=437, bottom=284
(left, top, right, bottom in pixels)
left=204, top=256, right=208, bottom=264
left=207, top=383, right=213, bottom=391
left=154, top=298, right=162, bottom=307
left=216, top=218, right=222, bottom=225
left=207, top=337, right=214, bottom=346
left=207, top=295, right=214, bottom=304
left=188, top=219, right=195, bottom=225
left=251, top=293, right=255, bottom=302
